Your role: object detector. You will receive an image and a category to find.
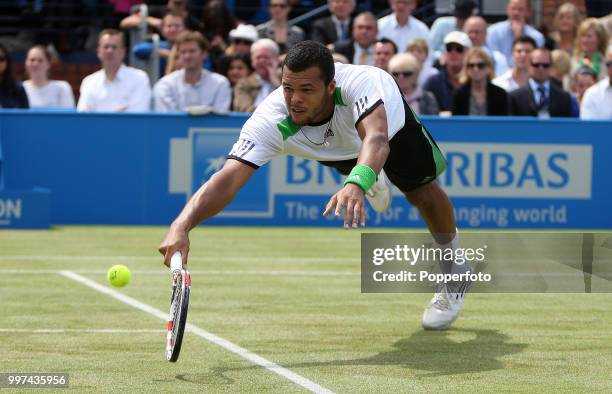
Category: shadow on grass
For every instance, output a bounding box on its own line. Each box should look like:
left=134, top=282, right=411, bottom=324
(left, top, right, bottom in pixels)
left=181, top=328, right=527, bottom=385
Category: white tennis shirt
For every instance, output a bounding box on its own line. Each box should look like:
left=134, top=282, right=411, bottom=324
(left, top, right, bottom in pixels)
left=228, top=63, right=407, bottom=168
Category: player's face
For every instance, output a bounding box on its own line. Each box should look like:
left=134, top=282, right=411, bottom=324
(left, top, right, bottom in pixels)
left=282, top=65, right=336, bottom=125
left=25, top=47, right=50, bottom=79
left=97, top=34, right=126, bottom=68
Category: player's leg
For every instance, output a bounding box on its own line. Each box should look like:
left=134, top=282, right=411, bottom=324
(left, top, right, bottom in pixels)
left=383, top=101, right=472, bottom=330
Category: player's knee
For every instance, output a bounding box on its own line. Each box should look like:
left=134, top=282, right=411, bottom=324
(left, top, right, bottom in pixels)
left=404, top=181, right=439, bottom=209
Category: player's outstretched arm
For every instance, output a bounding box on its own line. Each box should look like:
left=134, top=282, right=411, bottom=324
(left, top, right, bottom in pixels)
left=159, top=159, right=255, bottom=267
left=323, top=105, right=390, bottom=229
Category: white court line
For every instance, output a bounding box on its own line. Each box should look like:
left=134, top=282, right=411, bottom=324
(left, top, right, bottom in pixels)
left=59, top=270, right=334, bottom=394
left=0, top=269, right=357, bottom=276
left=0, top=255, right=351, bottom=263
left=0, top=328, right=163, bottom=333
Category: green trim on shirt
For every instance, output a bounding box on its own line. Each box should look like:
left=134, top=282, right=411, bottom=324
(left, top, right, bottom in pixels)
left=277, top=116, right=301, bottom=140
left=334, top=87, right=346, bottom=106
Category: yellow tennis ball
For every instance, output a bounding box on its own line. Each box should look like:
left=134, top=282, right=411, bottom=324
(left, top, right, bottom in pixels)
left=107, top=265, right=131, bottom=288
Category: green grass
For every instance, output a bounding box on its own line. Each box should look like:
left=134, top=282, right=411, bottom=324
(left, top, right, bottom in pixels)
left=0, top=226, right=611, bottom=393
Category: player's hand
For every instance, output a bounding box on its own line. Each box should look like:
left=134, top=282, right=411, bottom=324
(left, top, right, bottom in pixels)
left=323, top=183, right=366, bottom=229
left=159, top=224, right=190, bottom=268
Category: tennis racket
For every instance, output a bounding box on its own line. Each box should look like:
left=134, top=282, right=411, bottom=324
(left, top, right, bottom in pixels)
left=165, top=251, right=191, bottom=362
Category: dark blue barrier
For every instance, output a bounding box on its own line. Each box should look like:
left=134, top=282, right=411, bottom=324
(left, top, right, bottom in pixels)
left=1, top=109, right=610, bottom=229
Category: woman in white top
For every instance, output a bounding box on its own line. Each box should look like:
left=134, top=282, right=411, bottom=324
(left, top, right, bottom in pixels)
left=23, top=45, right=75, bottom=108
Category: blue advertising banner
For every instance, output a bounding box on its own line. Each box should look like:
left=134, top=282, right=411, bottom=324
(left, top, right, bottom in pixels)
left=0, top=110, right=610, bottom=229
left=0, top=189, right=51, bottom=229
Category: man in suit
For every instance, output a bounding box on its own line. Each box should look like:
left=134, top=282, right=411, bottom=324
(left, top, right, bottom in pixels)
left=334, top=12, right=378, bottom=66
left=311, top=0, right=355, bottom=47
left=509, top=48, right=574, bottom=117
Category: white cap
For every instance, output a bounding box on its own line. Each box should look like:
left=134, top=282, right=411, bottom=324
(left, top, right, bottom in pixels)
left=229, top=24, right=258, bottom=43
left=443, top=31, right=472, bottom=49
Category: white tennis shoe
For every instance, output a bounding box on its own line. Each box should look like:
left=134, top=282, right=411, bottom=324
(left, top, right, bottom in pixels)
left=365, top=169, right=392, bottom=212
left=422, top=281, right=470, bottom=330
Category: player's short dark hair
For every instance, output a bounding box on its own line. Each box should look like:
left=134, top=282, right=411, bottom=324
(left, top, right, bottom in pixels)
left=512, top=35, right=537, bottom=49
left=377, top=38, right=398, bottom=54
left=283, top=40, right=334, bottom=85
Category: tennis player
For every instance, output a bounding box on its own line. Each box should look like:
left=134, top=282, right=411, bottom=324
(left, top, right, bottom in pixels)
left=159, top=40, right=471, bottom=330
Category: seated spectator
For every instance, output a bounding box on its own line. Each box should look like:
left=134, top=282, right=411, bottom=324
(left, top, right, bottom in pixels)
left=492, top=36, right=536, bottom=92
left=509, top=48, right=574, bottom=117
left=23, top=45, right=75, bottom=108
left=77, top=29, right=151, bottom=112
left=226, top=24, right=259, bottom=56
left=218, top=52, right=254, bottom=112
left=311, top=0, right=355, bottom=47
left=233, top=39, right=281, bottom=112
left=373, top=38, right=397, bottom=70
left=154, top=31, right=231, bottom=113
left=424, top=31, right=470, bottom=113
left=429, top=0, right=476, bottom=60
left=334, top=12, right=378, bottom=65
left=572, top=66, right=598, bottom=106
left=132, top=12, right=186, bottom=76
left=257, top=0, right=305, bottom=54
left=377, top=0, right=429, bottom=55
left=120, top=0, right=202, bottom=34
left=464, top=16, right=509, bottom=77
left=222, top=53, right=253, bottom=86
left=580, top=44, right=612, bottom=120
left=0, top=43, right=29, bottom=108
left=407, top=39, right=438, bottom=88
left=201, top=0, right=237, bottom=63
left=388, top=53, right=439, bottom=115
left=487, top=0, right=544, bottom=66
left=452, top=47, right=509, bottom=116
left=549, top=2, right=582, bottom=56
left=571, top=18, right=609, bottom=80
left=215, top=24, right=258, bottom=73
left=550, top=49, right=572, bottom=91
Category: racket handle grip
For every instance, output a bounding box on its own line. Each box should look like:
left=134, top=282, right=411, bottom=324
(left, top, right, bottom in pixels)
left=170, top=251, right=183, bottom=271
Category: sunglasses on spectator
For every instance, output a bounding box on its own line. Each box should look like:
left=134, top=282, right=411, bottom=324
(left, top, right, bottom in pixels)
left=606, top=61, right=612, bottom=68
left=270, top=3, right=288, bottom=8
left=233, top=39, right=253, bottom=45
left=531, top=62, right=551, bottom=69
left=467, top=62, right=487, bottom=70
left=445, top=43, right=464, bottom=53
left=392, top=71, right=414, bottom=78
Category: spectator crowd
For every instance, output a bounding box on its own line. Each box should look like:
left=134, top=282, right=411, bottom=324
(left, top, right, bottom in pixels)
left=0, top=0, right=611, bottom=120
